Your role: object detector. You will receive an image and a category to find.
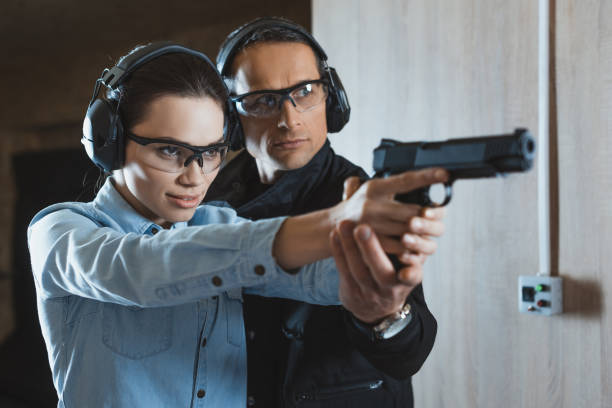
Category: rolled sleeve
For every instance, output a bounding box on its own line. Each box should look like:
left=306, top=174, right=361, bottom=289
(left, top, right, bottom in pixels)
left=28, top=208, right=290, bottom=307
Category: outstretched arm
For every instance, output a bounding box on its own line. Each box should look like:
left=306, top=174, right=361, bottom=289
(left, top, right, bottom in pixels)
left=272, top=168, right=448, bottom=269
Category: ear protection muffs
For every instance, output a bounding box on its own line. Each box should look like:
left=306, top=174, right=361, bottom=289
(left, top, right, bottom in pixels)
left=82, top=42, right=237, bottom=172
left=216, top=18, right=351, bottom=150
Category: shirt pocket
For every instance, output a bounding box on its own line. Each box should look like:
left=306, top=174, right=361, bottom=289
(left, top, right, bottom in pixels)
left=226, top=289, right=243, bottom=347
left=102, top=303, right=173, bottom=359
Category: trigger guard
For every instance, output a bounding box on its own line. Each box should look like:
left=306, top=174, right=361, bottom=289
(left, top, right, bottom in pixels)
left=423, top=182, right=453, bottom=207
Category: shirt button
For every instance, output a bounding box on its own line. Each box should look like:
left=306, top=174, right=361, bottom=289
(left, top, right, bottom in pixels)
left=212, top=276, right=222, bottom=286
left=151, top=227, right=159, bottom=235
left=201, top=337, right=207, bottom=347
left=232, top=181, right=241, bottom=192
left=254, top=265, right=265, bottom=276
left=247, top=395, right=256, bottom=406
left=197, top=389, right=206, bottom=398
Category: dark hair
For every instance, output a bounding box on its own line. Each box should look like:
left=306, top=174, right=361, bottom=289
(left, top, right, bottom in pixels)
left=110, top=48, right=229, bottom=132
left=218, top=17, right=326, bottom=79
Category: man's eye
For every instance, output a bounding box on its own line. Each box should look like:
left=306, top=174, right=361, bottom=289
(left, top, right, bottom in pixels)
left=253, top=94, right=278, bottom=107
left=295, top=84, right=314, bottom=97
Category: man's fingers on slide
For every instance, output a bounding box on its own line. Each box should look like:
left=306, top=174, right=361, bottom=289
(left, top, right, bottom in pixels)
left=366, top=168, right=449, bottom=196
left=401, top=234, right=438, bottom=255
left=408, top=216, right=445, bottom=237
left=343, top=176, right=362, bottom=201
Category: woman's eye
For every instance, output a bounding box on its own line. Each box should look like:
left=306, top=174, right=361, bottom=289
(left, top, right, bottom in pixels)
left=157, top=145, right=180, bottom=157
left=202, top=149, right=220, bottom=160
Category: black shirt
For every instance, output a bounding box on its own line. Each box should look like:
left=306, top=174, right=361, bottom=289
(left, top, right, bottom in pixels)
left=206, top=140, right=437, bottom=407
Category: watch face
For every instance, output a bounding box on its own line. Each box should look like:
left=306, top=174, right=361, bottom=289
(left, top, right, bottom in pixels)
left=373, top=304, right=413, bottom=340
left=380, top=318, right=409, bottom=339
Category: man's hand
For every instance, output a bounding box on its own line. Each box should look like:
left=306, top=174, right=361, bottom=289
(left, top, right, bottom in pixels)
left=331, top=220, right=424, bottom=323
left=330, top=169, right=447, bottom=324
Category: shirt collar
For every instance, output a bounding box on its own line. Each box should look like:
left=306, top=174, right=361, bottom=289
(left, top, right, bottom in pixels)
left=93, top=178, right=188, bottom=234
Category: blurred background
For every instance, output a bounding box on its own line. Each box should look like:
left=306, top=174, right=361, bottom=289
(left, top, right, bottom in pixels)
left=1, top=1, right=611, bottom=407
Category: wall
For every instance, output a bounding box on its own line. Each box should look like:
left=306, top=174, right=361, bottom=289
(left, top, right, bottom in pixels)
left=313, top=0, right=611, bottom=407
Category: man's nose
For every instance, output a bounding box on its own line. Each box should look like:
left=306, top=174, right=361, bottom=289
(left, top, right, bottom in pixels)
left=277, top=97, right=301, bottom=129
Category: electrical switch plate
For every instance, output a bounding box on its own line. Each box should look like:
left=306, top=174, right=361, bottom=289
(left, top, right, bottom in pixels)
left=518, top=275, right=562, bottom=315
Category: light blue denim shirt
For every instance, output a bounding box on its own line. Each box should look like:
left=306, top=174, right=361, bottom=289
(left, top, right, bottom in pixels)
left=27, top=179, right=339, bottom=408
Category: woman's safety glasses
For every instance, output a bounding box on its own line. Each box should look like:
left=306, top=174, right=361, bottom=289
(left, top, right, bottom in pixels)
left=126, top=133, right=229, bottom=174
left=231, top=79, right=329, bottom=118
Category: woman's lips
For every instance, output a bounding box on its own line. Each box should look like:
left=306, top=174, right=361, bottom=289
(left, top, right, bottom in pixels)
left=166, top=193, right=201, bottom=208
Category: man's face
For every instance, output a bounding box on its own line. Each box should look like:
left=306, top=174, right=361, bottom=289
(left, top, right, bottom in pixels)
left=231, top=42, right=328, bottom=182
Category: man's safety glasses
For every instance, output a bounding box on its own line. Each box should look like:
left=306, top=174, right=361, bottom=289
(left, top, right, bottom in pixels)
left=231, top=79, right=329, bottom=118
left=126, top=133, right=229, bottom=174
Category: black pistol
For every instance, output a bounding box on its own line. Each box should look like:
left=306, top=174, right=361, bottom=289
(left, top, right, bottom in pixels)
left=372, top=128, right=536, bottom=206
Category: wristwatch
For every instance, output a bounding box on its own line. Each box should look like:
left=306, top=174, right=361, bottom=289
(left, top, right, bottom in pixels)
left=372, top=302, right=412, bottom=340
left=352, top=301, right=413, bottom=341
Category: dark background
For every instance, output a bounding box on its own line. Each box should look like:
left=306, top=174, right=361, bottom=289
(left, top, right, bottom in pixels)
left=0, top=1, right=310, bottom=406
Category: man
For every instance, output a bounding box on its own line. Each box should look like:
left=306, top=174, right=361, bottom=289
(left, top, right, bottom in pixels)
left=206, top=17, right=444, bottom=407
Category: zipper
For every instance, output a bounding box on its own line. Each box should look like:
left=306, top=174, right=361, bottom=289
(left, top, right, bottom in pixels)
left=295, top=379, right=384, bottom=404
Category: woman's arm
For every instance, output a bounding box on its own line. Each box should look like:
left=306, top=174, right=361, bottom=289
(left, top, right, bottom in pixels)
left=28, top=207, right=295, bottom=307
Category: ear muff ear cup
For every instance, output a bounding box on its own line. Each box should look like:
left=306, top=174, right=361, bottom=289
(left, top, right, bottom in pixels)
left=325, top=67, right=350, bottom=133
left=82, top=98, right=124, bottom=172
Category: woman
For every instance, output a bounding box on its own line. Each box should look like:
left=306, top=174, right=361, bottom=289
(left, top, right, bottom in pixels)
left=28, top=43, right=445, bottom=407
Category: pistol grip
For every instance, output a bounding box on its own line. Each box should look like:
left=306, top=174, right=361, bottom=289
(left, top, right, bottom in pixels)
left=394, top=182, right=453, bottom=207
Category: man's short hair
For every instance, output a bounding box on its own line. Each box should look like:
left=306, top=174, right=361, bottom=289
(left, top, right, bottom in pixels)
left=218, top=17, right=327, bottom=79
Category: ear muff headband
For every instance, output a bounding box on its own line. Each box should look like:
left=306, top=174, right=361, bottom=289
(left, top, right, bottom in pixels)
left=216, top=19, right=328, bottom=77
left=82, top=42, right=237, bottom=172
left=216, top=17, right=350, bottom=149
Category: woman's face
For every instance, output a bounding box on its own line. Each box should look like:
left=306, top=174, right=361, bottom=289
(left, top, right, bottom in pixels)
left=113, top=95, right=225, bottom=228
